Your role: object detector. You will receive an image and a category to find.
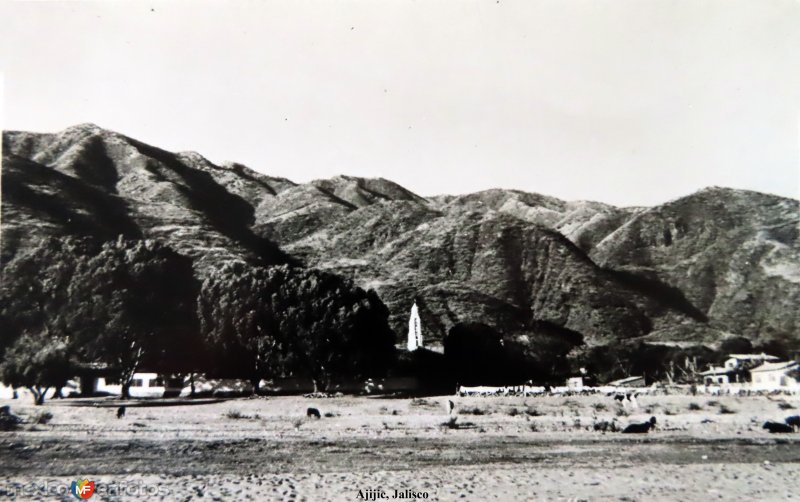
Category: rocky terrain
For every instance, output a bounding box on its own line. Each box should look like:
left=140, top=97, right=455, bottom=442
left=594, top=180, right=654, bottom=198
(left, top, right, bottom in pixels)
left=3, top=124, right=798, bottom=348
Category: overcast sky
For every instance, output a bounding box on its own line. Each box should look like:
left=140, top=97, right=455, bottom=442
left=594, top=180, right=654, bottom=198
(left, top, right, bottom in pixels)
left=1, top=0, right=798, bottom=206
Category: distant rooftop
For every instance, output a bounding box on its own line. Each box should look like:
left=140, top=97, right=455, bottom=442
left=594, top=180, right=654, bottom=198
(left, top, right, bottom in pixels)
left=728, top=353, right=778, bottom=360
left=750, top=361, right=799, bottom=373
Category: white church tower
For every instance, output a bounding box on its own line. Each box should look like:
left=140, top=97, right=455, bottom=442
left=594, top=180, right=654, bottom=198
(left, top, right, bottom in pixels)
left=407, top=301, right=423, bottom=351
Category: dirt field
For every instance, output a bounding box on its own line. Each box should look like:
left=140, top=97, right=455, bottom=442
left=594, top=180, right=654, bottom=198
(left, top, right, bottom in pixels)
left=1, top=393, right=799, bottom=501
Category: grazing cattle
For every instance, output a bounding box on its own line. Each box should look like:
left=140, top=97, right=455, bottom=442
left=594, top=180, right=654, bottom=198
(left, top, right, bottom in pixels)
left=306, top=407, right=321, bottom=419
left=593, top=420, right=618, bottom=433
left=622, top=416, right=656, bottom=434
left=785, top=415, right=800, bottom=429
left=763, top=421, right=794, bottom=433
left=116, top=406, right=126, bottom=419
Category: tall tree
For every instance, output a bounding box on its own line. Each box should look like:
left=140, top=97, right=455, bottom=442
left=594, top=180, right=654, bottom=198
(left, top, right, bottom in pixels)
left=199, top=263, right=395, bottom=393
left=0, top=237, right=93, bottom=360
left=278, top=270, right=396, bottom=392
left=65, top=238, right=199, bottom=398
left=198, top=262, right=289, bottom=393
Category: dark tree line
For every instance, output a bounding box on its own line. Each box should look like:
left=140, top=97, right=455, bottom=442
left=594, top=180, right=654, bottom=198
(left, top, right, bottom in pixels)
left=0, top=237, right=396, bottom=403
left=197, top=262, right=395, bottom=393
left=443, top=321, right=584, bottom=386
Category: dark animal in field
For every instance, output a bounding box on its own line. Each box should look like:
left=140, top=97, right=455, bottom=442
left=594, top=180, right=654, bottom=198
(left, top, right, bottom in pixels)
left=116, top=406, right=126, bottom=419
left=785, top=415, right=800, bottom=429
left=763, top=421, right=794, bottom=433
left=0, top=405, right=24, bottom=431
left=622, top=416, right=656, bottom=434
left=306, top=407, right=321, bottom=419
left=594, top=420, right=618, bottom=432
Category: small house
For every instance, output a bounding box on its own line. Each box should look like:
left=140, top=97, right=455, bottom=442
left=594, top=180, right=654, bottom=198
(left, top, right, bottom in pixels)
left=566, top=376, right=584, bottom=390
left=700, top=366, right=731, bottom=385
left=749, top=361, right=799, bottom=391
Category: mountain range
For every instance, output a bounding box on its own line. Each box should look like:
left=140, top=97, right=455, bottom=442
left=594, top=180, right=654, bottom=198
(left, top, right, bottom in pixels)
left=3, top=124, right=798, bottom=349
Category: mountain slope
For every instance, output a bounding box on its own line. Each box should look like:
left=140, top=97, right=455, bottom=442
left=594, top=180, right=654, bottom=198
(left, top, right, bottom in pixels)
left=3, top=124, right=798, bottom=349
left=592, top=187, right=800, bottom=342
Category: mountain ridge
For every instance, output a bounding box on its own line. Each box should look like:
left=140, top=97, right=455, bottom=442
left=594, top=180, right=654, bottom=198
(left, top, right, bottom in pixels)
left=3, top=124, right=798, bottom=349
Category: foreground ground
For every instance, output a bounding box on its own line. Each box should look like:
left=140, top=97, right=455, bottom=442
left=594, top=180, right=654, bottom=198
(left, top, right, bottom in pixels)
left=1, top=393, right=799, bottom=501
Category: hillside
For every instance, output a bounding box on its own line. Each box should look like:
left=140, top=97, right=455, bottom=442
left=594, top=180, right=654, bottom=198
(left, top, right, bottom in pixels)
left=3, top=124, right=798, bottom=348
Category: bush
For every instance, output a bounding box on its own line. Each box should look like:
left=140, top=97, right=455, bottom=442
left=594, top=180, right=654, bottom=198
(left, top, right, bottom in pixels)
left=224, top=409, right=252, bottom=420
left=461, top=407, right=486, bottom=416
left=778, top=402, right=795, bottom=410
left=592, top=403, right=607, bottom=412
left=524, top=406, right=541, bottom=417
left=718, top=405, right=736, bottom=415
left=688, top=403, right=702, bottom=411
left=442, top=416, right=459, bottom=429
left=507, top=408, right=519, bottom=417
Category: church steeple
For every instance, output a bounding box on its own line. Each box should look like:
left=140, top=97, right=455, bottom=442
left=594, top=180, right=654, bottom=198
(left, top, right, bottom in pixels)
left=407, top=301, right=423, bottom=351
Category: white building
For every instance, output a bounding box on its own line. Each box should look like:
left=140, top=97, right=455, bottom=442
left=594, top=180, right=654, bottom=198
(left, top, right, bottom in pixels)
left=700, top=353, right=779, bottom=386
left=566, top=377, right=584, bottom=390
left=94, top=373, right=181, bottom=398
left=407, top=301, right=423, bottom=351
left=700, top=366, right=730, bottom=385
left=749, top=361, right=799, bottom=391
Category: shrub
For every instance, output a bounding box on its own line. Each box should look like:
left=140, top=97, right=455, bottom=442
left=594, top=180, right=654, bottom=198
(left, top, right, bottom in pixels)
left=688, top=403, right=702, bottom=411
left=442, top=416, right=459, bottom=429
left=778, top=402, right=795, bottom=410
left=507, top=408, right=519, bottom=417
left=461, top=407, right=486, bottom=416
left=524, top=406, right=541, bottom=417
left=224, top=409, right=251, bottom=420
left=718, top=405, right=736, bottom=415
left=592, top=403, right=607, bottom=412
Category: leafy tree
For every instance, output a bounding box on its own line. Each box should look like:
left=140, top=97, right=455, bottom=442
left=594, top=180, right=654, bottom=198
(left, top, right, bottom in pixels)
left=199, top=263, right=395, bottom=393
left=0, top=237, right=94, bottom=360
left=277, top=269, right=395, bottom=392
left=505, top=321, right=584, bottom=384
left=0, top=237, right=98, bottom=397
left=0, top=332, right=72, bottom=405
left=64, top=238, right=200, bottom=398
left=198, top=262, right=289, bottom=393
left=444, top=323, right=508, bottom=385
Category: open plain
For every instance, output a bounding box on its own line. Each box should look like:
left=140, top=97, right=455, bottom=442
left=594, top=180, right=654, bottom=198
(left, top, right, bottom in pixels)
left=1, top=393, right=799, bottom=501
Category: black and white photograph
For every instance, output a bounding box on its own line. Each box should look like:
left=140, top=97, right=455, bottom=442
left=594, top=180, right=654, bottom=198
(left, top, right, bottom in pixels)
left=1, top=1, right=799, bottom=500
